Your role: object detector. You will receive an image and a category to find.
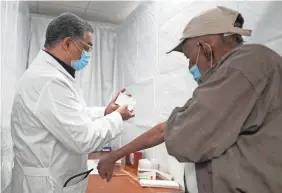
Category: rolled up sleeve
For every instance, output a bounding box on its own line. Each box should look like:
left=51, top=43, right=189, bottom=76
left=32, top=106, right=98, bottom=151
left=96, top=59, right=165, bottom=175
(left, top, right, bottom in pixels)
left=164, top=67, right=258, bottom=163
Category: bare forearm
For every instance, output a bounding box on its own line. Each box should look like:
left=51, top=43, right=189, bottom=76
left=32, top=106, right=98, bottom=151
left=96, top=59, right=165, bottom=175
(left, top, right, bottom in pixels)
left=110, top=122, right=166, bottom=161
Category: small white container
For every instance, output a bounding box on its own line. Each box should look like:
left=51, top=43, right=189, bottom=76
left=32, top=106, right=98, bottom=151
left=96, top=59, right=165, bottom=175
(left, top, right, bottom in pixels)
left=138, top=159, right=152, bottom=170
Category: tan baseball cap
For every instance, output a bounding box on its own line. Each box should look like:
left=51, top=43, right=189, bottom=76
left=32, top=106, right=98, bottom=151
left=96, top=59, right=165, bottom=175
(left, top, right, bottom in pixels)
left=167, top=6, right=252, bottom=54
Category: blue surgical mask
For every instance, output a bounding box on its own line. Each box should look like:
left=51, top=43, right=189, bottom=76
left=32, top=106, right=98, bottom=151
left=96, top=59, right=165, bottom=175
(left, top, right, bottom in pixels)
left=189, top=46, right=202, bottom=82
left=71, top=50, right=91, bottom=71
left=68, top=40, right=92, bottom=71
left=189, top=43, right=213, bottom=82
left=189, top=64, right=201, bottom=82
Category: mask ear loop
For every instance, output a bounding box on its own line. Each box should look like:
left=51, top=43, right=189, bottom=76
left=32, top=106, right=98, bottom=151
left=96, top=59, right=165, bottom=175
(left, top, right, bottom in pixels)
left=68, top=40, right=85, bottom=62
left=67, top=51, right=73, bottom=60
left=204, top=43, right=214, bottom=67
left=71, top=39, right=83, bottom=52
left=65, top=40, right=81, bottom=62
left=195, top=43, right=201, bottom=64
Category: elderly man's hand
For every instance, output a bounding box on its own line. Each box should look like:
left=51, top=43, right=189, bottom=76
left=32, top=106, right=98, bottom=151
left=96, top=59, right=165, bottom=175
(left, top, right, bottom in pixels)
left=97, top=154, right=116, bottom=182
left=104, top=88, right=131, bottom=115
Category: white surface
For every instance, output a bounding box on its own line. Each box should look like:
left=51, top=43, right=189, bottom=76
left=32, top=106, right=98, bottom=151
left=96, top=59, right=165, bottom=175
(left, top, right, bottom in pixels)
left=27, top=1, right=140, bottom=24
left=139, top=179, right=179, bottom=189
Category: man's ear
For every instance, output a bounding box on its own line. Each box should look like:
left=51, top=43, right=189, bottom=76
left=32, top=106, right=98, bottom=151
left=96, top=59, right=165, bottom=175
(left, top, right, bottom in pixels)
left=62, top=37, right=72, bottom=51
left=201, top=41, right=213, bottom=62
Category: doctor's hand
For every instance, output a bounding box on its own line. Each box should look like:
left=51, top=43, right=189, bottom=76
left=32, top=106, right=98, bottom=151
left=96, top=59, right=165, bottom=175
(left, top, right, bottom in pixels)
left=97, top=154, right=116, bottom=182
left=104, top=88, right=131, bottom=115
left=116, top=105, right=135, bottom=120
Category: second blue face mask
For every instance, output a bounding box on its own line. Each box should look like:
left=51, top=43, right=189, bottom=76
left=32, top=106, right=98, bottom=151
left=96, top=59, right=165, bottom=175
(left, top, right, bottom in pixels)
left=189, top=64, right=201, bottom=82
left=189, top=46, right=202, bottom=82
left=189, top=42, right=214, bottom=82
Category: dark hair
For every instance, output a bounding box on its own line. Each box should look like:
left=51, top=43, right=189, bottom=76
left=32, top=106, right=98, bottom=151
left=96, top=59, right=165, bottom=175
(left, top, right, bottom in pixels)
left=44, top=13, right=93, bottom=48
left=85, top=22, right=94, bottom=33
left=222, top=13, right=244, bottom=46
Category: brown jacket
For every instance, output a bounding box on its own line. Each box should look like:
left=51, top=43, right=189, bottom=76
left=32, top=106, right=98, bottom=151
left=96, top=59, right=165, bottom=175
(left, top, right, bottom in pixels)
left=164, top=44, right=282, bottom=193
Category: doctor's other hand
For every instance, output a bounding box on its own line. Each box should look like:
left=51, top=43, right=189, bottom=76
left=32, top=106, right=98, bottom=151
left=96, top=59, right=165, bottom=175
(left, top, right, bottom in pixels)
left=104, top=88, right=125, bottom=115
left=97, top=155, right=116, bottom=182
left=104, top=88, right=132, bottom=115
left=116, top=105, right=135, bottom=121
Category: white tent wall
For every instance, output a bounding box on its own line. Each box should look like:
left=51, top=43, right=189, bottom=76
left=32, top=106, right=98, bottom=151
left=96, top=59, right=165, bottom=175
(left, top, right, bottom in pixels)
left=114, top=1, right=282, bottom=192
left=1, top=1, right=31, bottom=193
left=246, top=1, right=282, bottom=54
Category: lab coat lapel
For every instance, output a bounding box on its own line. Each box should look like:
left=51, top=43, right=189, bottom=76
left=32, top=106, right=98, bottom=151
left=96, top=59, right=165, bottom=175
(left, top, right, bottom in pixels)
left=37, top=50, right=75, bottom=83
left=38, top=50, right=86, bottom=104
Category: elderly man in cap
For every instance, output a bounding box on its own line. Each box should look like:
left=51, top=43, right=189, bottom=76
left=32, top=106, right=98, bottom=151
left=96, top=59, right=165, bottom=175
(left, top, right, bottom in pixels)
left=97, top=6, right=282, bottom=193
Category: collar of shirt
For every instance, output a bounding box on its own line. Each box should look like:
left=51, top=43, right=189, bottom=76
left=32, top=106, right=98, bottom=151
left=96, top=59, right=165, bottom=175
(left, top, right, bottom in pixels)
left=198, top=46, right=243, bottom=85
left=44, top=50, right=75, bottom=78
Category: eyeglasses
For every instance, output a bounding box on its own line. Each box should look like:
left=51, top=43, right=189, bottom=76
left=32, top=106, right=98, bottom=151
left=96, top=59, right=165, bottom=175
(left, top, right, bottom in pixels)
left=80, top=40, right=93, bottom=53
left=71, top=39, right=93, bottom=53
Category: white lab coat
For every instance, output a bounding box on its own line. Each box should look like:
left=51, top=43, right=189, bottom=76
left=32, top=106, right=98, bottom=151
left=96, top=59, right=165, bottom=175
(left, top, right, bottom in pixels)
left=10, top=50, right=123, bottom=193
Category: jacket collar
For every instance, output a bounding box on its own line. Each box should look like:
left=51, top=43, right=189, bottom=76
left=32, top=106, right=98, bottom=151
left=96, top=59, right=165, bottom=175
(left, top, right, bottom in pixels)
left=198, top=45, right=242, bottom=84
left=44, top=50, right=75, bottom=78
left=37, top=50, right=75, bottom=82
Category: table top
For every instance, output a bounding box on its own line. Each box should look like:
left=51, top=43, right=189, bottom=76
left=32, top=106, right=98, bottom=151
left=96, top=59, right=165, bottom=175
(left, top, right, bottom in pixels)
left=87, top=152, right=184, bottom=193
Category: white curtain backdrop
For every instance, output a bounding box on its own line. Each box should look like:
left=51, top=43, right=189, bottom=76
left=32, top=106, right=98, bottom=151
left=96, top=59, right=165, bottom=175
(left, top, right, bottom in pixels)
left=28, top=14, right=119, bottom=107
left=1, top=1, right=31, bottom=193
left=75, top=23, right=118, bottom=106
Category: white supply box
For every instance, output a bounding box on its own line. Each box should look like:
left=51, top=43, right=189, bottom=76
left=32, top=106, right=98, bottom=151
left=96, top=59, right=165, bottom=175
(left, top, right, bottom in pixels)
left=115, top=92, right=136, bottom=111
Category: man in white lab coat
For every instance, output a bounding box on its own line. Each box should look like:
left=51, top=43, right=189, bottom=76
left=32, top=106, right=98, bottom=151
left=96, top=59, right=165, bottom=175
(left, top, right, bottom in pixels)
left=10, top=13, right=135, bottom=193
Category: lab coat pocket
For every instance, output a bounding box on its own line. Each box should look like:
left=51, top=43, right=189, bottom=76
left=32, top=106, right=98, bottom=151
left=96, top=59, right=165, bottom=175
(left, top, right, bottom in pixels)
left=63, top=176, right=88, bottom=193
